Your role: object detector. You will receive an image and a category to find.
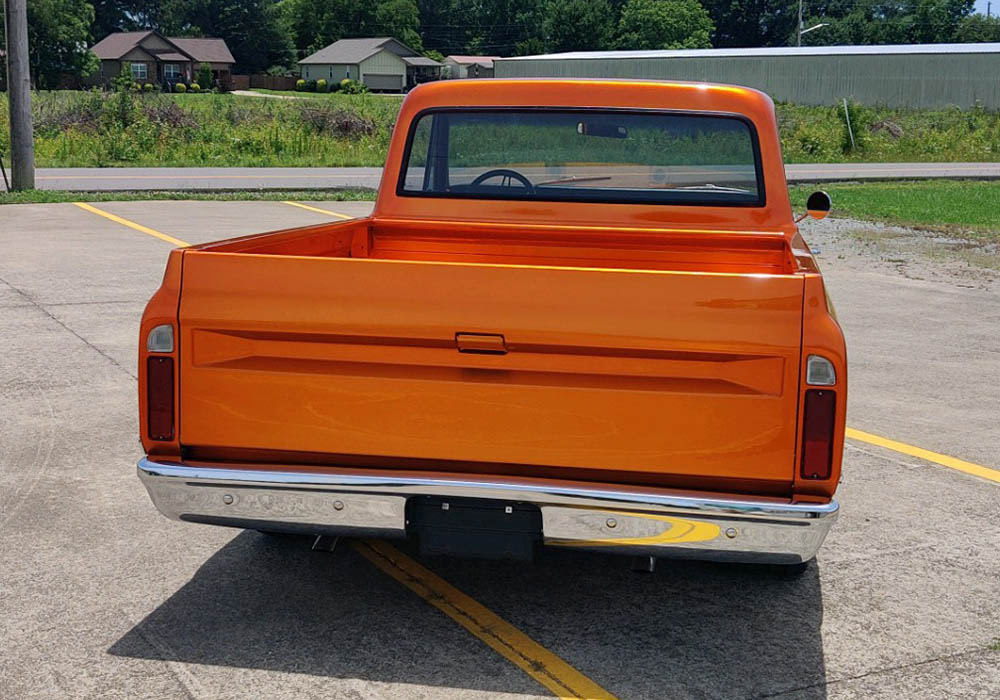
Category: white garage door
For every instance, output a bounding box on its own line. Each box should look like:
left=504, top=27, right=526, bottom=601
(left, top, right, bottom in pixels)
left=364, top=73, right=402, bottom=92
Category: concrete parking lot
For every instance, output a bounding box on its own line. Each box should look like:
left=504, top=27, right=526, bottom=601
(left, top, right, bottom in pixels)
left=1, top=200, right=998, bottom=699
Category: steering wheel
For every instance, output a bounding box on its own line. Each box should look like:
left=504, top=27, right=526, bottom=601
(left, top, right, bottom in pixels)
left=469, top=168, right=534, bottom=192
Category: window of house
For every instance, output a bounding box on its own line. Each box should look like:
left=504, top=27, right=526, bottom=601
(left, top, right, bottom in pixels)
left=130, top=62, right=147, bottom=80
left=164, top=64, right=180, bottom=80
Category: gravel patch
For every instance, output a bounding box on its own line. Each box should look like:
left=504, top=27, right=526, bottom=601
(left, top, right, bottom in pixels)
left=799, top=217, right=999, bottom=291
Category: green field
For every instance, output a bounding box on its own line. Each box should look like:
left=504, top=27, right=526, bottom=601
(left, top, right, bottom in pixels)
left=1, top=91, right=999, bottom=169
left=789, top=180, right=1000, bottom=236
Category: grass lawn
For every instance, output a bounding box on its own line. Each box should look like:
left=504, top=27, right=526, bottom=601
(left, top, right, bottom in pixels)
left=789, top=180, right=1000, bottom=237
left=0, top=189, right=376, bottom=206
left=248, top=88, right=405, bottom=102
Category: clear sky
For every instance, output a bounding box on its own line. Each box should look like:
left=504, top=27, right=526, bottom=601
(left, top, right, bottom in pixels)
left=973, top=0, right=992, bottom=16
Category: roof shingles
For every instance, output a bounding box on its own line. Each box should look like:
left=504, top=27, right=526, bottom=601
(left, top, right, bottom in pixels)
left=170, top=38, right=235, bottom=64
left=90, top=31, right=234, bottom=64
left=299, top=37, right=419, bottom=65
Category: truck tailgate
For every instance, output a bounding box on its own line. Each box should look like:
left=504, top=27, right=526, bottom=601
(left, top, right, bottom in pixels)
left=178, top=252, right=804, bottom=486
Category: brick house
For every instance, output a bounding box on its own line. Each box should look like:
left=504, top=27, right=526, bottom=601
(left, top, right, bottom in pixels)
left=89, top=30, right=235, bottom=88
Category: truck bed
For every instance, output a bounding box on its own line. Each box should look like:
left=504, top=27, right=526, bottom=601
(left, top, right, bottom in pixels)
left=176, top=219, right=805, bottom=494
left=200, top=217, right=795, bottom=274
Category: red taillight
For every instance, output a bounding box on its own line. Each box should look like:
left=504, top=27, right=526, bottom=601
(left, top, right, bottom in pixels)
left=801, top=389, right=835, bottom=479
left=147, top=356, right=174, bottom=441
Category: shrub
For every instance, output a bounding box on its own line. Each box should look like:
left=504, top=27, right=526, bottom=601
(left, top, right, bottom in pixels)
left=197, top=62, right=213, bottom=89
left=104, top=71, right=141, bottom=129
left=143, top=83, right=153, bottom=92
left=339, top=79, right=369, bottom=95
left=189, top=83, right=201, bottom=93
left=306, top=79, right=317, bottom=92
left=298, top=104, right=377, bottom=136
left=795, top=125, right=831, bottom=158
left=174, top=83, right=187, bottom=93
left=141, top=98, right=198, bottom=129
left=316, top=79, right=328, bottom=93
left=838, top=100, right=870, bottom=153
left=32, top=88, right=105, bottom=134
left=296, top=79, right=306, bottom=91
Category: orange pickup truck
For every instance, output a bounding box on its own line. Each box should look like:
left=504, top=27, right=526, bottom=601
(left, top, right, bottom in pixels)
left=137, top=79, right=846, bottom=571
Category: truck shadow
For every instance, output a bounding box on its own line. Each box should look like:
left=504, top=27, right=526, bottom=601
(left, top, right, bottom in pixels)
left=109, top=531, right=827, bottom=698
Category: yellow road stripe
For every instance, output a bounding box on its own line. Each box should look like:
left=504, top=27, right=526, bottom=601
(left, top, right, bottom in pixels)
left=353, top=539, right=618, bottom=700
left=846, top=428, right=1000, bottom=484
left=281, top=200, right=354, bottom=219
left=73, top=202, right=190, bottom=247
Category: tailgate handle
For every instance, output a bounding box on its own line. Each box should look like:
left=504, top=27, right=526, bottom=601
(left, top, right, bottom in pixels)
left=455, top=333, right=507, bottom=355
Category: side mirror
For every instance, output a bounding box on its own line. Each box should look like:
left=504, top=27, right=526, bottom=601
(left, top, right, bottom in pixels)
left=796, top=190, right=832, bottom=222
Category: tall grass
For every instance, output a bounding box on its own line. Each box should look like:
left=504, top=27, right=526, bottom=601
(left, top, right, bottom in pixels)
left=1, top=91, right=998, bottom=167
left=0, top=90, right=399, bottom=168
left=777, top=102, right=1000, bottom=163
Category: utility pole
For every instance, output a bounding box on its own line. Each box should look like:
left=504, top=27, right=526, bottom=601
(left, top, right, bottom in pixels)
left=3, top=0, right=35, bottom=191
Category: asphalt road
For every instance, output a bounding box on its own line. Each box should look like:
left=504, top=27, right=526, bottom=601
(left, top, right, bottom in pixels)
left=6, top=161, right=999, bottom=192
left=1, top=200, right=998, bottom=699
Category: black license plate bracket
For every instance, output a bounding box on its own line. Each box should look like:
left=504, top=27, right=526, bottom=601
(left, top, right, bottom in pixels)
left=407, top=496, right=542, bottom=561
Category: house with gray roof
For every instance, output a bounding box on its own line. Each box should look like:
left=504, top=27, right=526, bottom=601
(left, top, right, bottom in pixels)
left=299, top=37, right=440, bottom=92
left=442, top=55, right=500, bottom=79
left=89, top=30, right=235, bottom=88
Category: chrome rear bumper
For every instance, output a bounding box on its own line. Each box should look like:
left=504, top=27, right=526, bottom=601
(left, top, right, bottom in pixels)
left=138, top=458, right=838, bottom=564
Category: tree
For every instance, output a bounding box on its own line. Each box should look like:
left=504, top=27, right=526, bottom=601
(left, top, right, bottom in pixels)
left=700, top=0, right=798, bottom=48
left=0, top=0, right=98, bottom=88
left=415, top=0, right=545, bottom=57
left=197, top=61, right=213, bottom=87
left=953, top=13, right=1000, bottom=42
left=283, top=0, right=423, bottom=62
left=374, top=0, right=423, bottom=50
left=543, top=0, right=615, bottom=53
left=91, top=1, right=167, bottom=38
left=416, top=0, right=463, bottom=55
left=161, top=0, right=294, bottom=73
left=616, top=0, right=714, bottom=49
left=798, top=0, right=974, bottom=46
left=281, top=0, right=345, bottom=58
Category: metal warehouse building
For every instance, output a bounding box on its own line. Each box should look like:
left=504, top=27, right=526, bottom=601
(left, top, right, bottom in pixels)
left=494, top=43, right=1000, bottom=109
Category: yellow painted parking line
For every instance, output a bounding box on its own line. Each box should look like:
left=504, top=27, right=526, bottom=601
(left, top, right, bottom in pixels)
left=281, top=200, right=354, bottom=219
left=846, top=428, right=1000, bottom=484
left=73, top=202, right=190, bottom=247
left=353, top=539, right=618, bottom=700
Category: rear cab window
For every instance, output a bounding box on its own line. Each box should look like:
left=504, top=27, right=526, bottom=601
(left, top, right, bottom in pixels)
left=399, top=109, right=764, bottom=207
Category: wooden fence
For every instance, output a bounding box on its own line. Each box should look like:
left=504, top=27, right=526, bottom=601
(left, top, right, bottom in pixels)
left=231, top=74, right=299, bottom=91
